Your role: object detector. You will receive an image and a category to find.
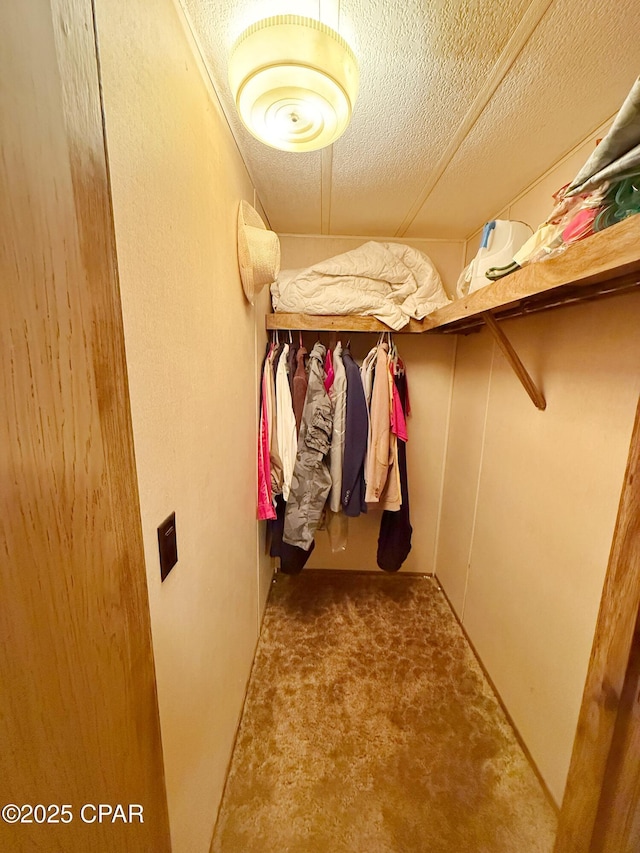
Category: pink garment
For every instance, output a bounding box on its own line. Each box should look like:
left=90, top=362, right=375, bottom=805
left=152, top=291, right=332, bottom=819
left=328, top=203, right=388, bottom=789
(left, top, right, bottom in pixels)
left=390, top=377, right=408, bottom=442
left=324, top=349, right=335, bottom=392
left=257, top=357, right=276, bottom=520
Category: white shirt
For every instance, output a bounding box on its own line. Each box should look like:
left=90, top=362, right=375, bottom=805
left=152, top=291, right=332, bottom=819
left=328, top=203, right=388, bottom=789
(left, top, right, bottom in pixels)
left=275, top=344, right=297, bottom=501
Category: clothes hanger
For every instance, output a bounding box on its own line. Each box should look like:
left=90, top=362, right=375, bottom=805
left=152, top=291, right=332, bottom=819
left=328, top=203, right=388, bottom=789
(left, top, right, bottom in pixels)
left=389, top=332, right=398, bottom=363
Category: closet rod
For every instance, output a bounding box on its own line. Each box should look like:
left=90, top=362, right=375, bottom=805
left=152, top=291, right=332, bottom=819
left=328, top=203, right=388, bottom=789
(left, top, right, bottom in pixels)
left=482, top=312, right=546, bottom=411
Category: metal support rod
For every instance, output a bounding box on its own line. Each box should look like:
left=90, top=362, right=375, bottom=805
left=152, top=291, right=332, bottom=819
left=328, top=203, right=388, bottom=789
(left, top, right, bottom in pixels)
left=482, top=312, right=546, bottom=410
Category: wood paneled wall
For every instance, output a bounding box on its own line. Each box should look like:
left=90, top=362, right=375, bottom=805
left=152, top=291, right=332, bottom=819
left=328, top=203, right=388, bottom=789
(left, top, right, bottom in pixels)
left=0, top=1, right=171, bottom=849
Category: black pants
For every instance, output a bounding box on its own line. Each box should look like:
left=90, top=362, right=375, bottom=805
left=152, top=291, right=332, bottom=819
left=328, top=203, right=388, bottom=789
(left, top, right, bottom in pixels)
left=377, top=371, right=412, bottom=572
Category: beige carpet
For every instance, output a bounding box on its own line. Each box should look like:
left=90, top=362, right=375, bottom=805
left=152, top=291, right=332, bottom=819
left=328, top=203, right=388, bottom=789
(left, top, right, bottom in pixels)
left=212, top=571, right=557, bottom=853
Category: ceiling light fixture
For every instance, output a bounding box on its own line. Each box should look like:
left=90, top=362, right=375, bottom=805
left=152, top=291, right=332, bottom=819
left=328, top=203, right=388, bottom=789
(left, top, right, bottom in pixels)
left=228, top=15, right=359, bottom=153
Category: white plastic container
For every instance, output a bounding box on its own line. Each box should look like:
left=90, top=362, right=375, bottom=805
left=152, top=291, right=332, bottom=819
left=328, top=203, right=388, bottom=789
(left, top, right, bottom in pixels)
left=461, top=220, right=533, bottom=296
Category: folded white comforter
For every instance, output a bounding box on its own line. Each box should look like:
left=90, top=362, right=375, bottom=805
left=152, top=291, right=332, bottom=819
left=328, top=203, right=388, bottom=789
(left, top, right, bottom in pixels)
left=270, top=241, right=450, bottom=330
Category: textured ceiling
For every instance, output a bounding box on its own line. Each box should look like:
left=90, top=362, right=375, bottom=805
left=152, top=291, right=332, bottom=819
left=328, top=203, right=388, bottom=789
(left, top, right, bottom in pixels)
left=181, top=0, right=640, bottom=239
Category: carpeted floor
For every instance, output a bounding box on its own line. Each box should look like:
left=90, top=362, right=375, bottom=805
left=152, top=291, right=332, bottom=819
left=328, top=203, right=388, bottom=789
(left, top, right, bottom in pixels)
left=212, top=571, right=557, bottom=853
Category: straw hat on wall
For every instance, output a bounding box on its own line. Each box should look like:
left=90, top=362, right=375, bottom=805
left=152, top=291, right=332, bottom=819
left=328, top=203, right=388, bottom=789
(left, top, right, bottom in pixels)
left=237, top=200, right=281, bottom=304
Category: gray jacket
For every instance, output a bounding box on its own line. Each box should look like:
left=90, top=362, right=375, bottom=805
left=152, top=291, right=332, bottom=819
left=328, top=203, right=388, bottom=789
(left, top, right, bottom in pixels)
left=283, top=343, right=333, bottom=550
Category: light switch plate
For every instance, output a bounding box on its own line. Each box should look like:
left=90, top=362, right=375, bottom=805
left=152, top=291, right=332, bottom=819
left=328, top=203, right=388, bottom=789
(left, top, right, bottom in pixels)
left=158, top=512, right=178, bottom=581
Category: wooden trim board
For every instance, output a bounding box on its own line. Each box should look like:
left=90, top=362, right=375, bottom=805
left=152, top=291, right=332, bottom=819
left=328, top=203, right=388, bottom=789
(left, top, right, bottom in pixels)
left=590, top=608, right=640, bottom=852
left=482, top=312, right=546, bottom=409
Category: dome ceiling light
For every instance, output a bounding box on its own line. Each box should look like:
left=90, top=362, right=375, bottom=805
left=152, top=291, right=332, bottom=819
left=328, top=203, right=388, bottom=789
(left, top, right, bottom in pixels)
left=228, top=15, right=359, bottom=153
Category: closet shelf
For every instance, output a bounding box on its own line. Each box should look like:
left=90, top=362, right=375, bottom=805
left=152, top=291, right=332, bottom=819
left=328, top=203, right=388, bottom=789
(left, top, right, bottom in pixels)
left=266, top=215, right=640, bottom=335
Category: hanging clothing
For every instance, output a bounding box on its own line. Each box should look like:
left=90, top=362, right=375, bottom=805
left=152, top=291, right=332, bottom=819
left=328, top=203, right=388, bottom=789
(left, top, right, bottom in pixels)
left=390, top=364, right=408, bottom=442
left=284, top=343, right=333, bottom=550
left=257, top=344, right=276, bottom=521
left=360, top=345, right=377, bottom=481
left=378, top=365, right=412, bottom=571
left=392, top=360, right=410, bottom=425
left=379, top=349, right=401, bottom=512
left=271, top=341, right=284, bottom=373
left=377, top=436, right=412, bottom=571
left=341, top=348, right=369, bottom=518
left=328, top=342, right=347, bottom=513
left=287, top=343, right=298, bottom=396
left=365, top=343, right=393, bottom=503
left=326, top=508, right=348, bottom=553
left=292, top=345, right=308, bottom=437
left=360, top=345, right=377, bottom=409
left=269, top=494, right=315, bottom=575
left=275, top=343, right=297, bottom=501
left=266, top=346, right=283, bottom=497
left=324, top=348, right=335, bottom=392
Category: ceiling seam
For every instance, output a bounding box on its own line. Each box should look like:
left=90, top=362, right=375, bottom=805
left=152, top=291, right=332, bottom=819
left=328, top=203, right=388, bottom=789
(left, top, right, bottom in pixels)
left=321, top=147, right=333, bottom=234
left=172, top=0, right=272, bottom=228
left=319, top=0, right=340, bottom=235
left=394, top=0, right=556, bottom=238
left=319, top=0, right=341, bottom=31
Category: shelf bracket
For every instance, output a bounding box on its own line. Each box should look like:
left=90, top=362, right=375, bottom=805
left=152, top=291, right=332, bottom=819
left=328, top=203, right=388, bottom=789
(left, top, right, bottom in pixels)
left=482, top=312, right=546, bottom=410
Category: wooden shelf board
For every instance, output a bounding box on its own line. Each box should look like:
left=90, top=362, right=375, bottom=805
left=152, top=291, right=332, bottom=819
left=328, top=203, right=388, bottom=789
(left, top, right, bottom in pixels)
left=266, top=215, right=640, bottom=335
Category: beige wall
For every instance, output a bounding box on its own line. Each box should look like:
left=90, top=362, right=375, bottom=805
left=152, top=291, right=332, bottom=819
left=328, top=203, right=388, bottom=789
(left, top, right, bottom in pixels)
left=95, top=1, right=270, bottom=850
left=278, top=236, right=463, bottom=573
left=437, top=128, right=640, bottom=804
left=464, top=118, right=613, bottom=263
